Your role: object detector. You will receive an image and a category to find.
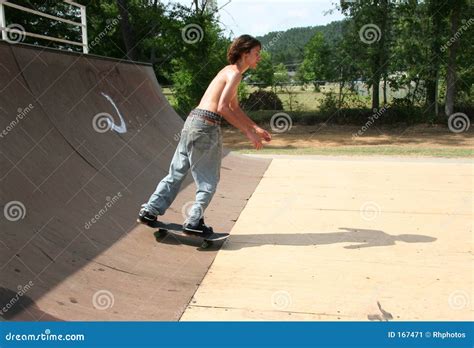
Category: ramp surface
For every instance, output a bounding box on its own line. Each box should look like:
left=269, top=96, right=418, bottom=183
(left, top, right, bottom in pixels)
left=0, top=42, right=270, bottom=321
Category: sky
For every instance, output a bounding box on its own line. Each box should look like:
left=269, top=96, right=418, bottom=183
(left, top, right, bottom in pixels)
left=165, top=0, right=345, bottom=37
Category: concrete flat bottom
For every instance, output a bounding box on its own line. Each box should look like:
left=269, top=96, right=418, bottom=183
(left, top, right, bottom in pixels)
left=181, top=156, right=473, bottom=321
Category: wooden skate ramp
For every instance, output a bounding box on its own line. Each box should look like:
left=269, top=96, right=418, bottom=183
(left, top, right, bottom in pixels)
left=0, top=42, right=270, bottom=321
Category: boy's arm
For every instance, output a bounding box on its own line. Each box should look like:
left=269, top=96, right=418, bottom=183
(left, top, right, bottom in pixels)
left=229, top=98, right=272, bottom=142
left=216, top=73, right=253, bottom=132
left=217, top=73, right=271, bottom=148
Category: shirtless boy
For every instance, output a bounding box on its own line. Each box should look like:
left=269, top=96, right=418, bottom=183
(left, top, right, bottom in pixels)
left=137, top=35, right=272, bottom=234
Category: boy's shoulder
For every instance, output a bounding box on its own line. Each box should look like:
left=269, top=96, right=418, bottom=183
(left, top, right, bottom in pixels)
left=213, top=65, right=242, bottom=86
left=221, top=65, right=242, bottom=77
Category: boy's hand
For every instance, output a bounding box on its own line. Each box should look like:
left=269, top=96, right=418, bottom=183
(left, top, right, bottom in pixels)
left=245, top=129, right=263, bottom=150
left=254, top=126, right=272, bottom=142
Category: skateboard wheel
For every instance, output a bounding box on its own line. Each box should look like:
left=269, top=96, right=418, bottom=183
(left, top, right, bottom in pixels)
left=155, top=229, right=168, bottom=237
left=201, top=241, right=212, bottom=248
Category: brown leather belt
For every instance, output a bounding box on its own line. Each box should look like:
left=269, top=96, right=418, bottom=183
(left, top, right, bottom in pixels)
left=189, top=115, right=221, bottom=126
left=188, top=109, right=223, bottom=126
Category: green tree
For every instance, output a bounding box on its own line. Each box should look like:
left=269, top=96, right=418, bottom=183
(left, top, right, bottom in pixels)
left=297, top=32, right=333, bottom=87
left=424, top=0, right=450, bottom=116
left=444, top=0, right=471, bottom=116
left=340, top=0, right=394, bottom=110
left=168, top=4, right=229, bottom=114
left=389, top=0, right=427, bottom=106
left=248, top=50, right=274, bottom=88
left=274, top=63, right=289, bottom=88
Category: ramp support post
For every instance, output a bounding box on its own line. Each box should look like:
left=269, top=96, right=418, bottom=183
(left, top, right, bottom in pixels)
left=79, top=3, right=88, bottom=54
left=0, top=1, right=7, bottom=41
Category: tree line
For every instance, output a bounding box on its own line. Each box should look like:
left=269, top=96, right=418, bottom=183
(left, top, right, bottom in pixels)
left=3, top=0, right=472, bottom=119
left=294, top=0, right=473, bottom=117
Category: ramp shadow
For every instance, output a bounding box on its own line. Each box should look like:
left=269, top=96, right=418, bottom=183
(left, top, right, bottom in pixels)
left=0, top=288, right=61, bottom=321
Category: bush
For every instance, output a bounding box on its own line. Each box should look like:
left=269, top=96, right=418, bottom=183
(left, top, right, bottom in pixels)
left=241, top=90, right=284, bottom=111
left=238, top=81, right=250, bottom=102
left=318, top=92, right=338, bottom=114
left=230, top=106, right=434, bottom=128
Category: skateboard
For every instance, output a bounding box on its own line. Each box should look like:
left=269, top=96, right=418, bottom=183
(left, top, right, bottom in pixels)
left=139, top=220, right=229, bottom=249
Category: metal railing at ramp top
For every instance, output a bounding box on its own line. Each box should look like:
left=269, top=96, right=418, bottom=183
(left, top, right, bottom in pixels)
left=0, top=0, right=88, bottom=53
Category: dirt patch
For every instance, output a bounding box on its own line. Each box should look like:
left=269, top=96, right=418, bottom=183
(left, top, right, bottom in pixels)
left=223, top=124, right=474, bottom=150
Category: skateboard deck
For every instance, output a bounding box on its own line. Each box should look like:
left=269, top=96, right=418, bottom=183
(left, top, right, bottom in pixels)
left=139, top=219, right=229, bottom=248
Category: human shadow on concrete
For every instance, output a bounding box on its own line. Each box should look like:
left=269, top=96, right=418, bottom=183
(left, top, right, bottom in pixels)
left=221, top=228, right=437, bottom=250
left=154, top=227, right=436, bottom=251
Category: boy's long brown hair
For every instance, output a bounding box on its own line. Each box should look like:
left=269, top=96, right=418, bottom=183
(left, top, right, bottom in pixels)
left=227, top=35, right=261, bottom=64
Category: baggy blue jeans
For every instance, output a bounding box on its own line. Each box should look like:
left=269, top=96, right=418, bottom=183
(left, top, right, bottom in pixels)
left=141, top=109, right=222, bottom=225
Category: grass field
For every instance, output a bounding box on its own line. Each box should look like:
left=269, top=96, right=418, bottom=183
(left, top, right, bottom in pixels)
left=163, top=85, right=375, bottom=111
left=223, top=124, right=473, bottom=158
left=162, top=87, right=472, bottom=158
left=235, top=147, right=473, bottom=157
